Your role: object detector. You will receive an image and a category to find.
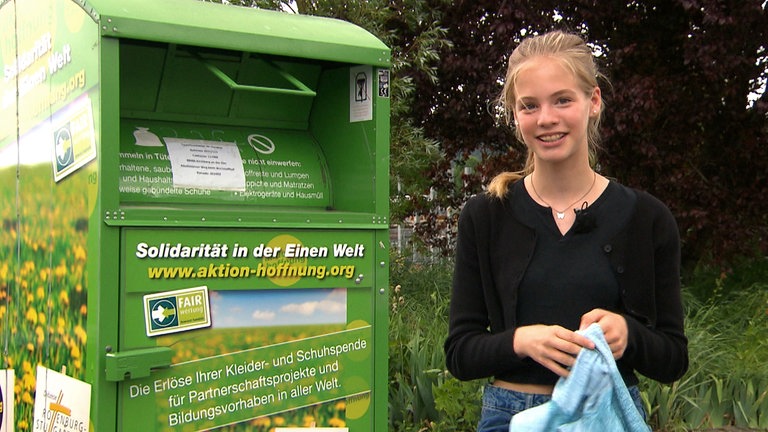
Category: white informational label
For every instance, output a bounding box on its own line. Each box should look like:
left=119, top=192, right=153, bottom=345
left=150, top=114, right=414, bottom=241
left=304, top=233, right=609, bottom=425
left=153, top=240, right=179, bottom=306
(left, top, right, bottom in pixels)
left=32, top=366, right=91, bottom=432
left=143, top=285, right=212, bottom=337
left=164, top=138, right=246, bottom=191
left=0, top=370, right=14, bottom=432
left=350, top=65, right=373, bottom=122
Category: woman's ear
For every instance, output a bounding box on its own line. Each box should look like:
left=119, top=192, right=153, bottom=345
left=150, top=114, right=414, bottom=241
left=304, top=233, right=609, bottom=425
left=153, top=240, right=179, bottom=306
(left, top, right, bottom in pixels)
left=590, top=87, right=602, bottom=116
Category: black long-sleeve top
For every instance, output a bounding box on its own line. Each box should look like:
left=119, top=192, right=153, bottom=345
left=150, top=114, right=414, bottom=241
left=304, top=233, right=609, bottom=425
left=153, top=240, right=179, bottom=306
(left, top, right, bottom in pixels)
left=444, top=180, right=688, bottom=384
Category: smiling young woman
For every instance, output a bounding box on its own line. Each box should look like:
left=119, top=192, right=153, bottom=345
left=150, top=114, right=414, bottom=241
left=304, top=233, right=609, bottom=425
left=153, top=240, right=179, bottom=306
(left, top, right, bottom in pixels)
left=444, top=31, right=688, bottom=431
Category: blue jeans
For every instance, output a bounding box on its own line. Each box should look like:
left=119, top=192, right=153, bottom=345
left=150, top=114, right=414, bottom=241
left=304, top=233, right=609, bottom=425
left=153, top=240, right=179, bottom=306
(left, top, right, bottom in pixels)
left=477, top=383, right=647, bottom=432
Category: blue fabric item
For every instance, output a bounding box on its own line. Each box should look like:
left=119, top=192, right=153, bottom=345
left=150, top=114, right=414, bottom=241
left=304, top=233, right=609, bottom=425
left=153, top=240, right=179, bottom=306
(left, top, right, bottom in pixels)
left=509, top=323, right=651, bottom=432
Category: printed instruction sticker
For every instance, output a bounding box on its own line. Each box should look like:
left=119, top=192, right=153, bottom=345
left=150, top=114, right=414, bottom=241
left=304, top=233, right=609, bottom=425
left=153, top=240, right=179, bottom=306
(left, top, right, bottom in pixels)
left=165, top=138, right=246, bottom=191
left=349, top=65, right=373, bottom=122
left=144, top=286, right=212, bottom=337
left=0, top=370, right=14, bottom=432
left=32, top=366, right=91, bottom=432
left=377, top=69, right=390, bottom=98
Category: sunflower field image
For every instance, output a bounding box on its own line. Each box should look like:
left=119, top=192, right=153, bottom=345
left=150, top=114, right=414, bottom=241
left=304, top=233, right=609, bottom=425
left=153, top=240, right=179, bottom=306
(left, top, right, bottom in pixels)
left=0, top=162, right=91, bottom=430
left=2, top=0, right=97, bottom=429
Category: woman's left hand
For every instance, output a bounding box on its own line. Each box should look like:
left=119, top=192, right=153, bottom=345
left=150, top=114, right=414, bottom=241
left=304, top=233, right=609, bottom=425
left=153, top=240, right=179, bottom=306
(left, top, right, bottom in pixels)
left=579, top=309, right=628, bottom=359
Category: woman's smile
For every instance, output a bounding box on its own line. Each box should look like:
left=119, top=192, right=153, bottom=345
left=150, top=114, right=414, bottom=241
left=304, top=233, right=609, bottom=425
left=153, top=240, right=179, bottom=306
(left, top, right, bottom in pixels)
left=538, top=133, right=566, bottom=143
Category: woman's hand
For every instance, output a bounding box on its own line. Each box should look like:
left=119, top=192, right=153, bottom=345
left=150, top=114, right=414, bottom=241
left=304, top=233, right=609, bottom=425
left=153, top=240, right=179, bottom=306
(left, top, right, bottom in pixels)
left=513, top=325, right=595, bottom=377
left=580, top=309, right=628, bottom=359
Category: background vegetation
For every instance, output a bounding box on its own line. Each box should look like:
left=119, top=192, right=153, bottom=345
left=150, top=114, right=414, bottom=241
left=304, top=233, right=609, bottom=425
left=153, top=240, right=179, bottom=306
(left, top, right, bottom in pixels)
left=210, top=0, right=768, bottom=430
left=389, top=255, right=768, bottom=431
left=406, top=0, right=768, bottom=268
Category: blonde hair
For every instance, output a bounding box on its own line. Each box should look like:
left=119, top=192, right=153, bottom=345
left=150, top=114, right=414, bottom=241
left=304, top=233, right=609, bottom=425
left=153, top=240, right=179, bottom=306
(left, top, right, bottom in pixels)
left=488, top=30, right=607, bottom=198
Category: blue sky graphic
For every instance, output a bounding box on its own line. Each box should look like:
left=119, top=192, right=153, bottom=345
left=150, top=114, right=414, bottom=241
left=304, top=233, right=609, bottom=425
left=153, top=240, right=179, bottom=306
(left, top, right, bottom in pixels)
left=209, top=288, right=346, bottom=328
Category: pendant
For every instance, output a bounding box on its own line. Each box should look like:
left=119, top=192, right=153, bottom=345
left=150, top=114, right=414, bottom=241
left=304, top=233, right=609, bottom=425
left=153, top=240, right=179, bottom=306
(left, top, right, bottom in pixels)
left=556, top=212, right=565, bottom=219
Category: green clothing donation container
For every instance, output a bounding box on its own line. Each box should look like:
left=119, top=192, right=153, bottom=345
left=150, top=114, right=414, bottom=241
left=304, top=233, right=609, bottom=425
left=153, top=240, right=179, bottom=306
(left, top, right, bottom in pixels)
left=0, top=0, right=391, bottom=430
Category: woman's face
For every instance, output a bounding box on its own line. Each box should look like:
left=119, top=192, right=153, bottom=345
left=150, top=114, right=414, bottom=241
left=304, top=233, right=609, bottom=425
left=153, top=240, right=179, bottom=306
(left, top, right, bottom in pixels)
left=513, top=56, right=600, bottom=166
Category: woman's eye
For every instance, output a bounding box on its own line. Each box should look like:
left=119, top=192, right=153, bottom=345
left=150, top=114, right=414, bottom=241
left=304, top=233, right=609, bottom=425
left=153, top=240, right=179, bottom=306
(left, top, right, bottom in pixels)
left=556, top=97, right=572, bottom=105
left=519, top=103, right=536, bottom=111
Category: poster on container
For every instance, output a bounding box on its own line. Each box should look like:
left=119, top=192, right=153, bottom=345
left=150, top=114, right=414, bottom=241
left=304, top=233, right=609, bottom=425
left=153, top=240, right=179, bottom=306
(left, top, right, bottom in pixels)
left=120, top=228, right=375, bottom=431
left=32, top=366, right=91, bottom=432
left=1, top=0, right=98, bottom=430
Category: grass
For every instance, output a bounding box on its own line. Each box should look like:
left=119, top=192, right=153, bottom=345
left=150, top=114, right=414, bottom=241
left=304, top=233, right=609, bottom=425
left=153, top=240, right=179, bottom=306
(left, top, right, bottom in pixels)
left=388, top=253, right=768, bottom=431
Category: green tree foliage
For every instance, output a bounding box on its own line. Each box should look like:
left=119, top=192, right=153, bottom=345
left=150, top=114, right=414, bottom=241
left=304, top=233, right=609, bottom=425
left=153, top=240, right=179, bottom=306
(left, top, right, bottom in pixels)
left=410, top=1, right=768, bottom=267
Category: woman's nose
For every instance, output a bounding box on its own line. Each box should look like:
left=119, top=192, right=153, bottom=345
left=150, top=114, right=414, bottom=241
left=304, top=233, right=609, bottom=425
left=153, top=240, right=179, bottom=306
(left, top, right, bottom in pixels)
left=537, top=104, right=559, bottom=125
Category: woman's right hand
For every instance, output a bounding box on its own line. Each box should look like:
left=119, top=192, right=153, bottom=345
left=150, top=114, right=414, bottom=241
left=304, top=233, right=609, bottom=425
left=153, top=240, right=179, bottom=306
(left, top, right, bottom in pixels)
left=513, top=325, right=595, bottom=377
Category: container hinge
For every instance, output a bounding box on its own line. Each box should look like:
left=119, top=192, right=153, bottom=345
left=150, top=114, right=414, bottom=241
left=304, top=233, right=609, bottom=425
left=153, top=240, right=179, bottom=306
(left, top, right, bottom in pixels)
left=105, top=347, right=173, bottom=382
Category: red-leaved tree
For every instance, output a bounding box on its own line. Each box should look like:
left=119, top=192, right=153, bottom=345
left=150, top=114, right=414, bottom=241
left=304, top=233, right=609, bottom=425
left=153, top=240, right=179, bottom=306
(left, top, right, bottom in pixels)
left=409, top=0, right=768, bottom=268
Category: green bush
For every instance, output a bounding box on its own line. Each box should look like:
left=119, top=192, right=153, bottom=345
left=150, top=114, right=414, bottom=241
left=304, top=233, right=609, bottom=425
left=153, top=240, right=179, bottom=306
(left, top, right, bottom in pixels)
left=389, top=253, right=768, bottom=431
left=389, top=255, right=483, bottom=431
left=643, top=284, right=768, bottom=430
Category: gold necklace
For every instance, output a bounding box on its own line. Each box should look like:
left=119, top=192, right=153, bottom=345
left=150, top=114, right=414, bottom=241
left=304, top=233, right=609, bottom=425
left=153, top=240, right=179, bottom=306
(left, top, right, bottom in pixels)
left=530, top=171, right=597, bottom=220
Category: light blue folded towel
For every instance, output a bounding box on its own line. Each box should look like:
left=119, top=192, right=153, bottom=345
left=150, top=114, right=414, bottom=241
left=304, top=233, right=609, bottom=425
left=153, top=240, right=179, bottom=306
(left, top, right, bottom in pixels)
left=509, top=323, right=651, bottom=431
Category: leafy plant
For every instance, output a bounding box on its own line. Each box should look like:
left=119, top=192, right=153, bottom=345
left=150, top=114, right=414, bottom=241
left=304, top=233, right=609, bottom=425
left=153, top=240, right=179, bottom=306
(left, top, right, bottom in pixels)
left=642, top=283, right=768, bottom=430
left=432, top=374, right=482, bottom=431
left=390, top=253, right=768, bottom=431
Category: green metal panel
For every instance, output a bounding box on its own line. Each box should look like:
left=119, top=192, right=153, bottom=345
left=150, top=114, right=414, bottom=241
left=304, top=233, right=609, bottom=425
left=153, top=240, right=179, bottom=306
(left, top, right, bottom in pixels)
left=3, top=0, right=390, bottom=430
left=119, top=41, right=323, bottom=129
left=86, top=0, right=390, bottom=67
left=88, top=35, right=121, bottom=431
left=105, top=1, right=391, bottom=431
left=310, top=66, right=379, bottom=214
